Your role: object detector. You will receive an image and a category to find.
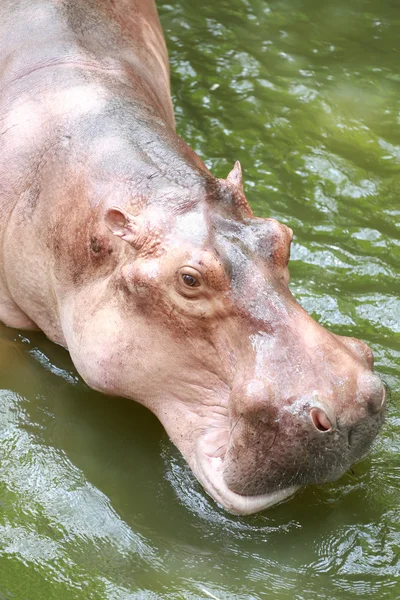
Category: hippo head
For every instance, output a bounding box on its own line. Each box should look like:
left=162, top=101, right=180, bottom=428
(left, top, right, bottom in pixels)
left=100, top=161, right=385, bottom=515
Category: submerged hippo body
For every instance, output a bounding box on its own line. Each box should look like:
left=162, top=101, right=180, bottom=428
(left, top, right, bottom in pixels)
left=0, top=0, right=385, bottom=514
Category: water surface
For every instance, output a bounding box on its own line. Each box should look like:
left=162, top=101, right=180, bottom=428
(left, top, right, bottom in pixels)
left=0, top=0, right=399, bottom=598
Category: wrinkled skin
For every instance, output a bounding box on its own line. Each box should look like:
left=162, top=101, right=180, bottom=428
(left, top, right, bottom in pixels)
left=0, top=0, right=385, bottom=514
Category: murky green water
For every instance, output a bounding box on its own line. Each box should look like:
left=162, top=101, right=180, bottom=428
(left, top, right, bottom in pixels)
left=1, top=0, right=399, bottom=598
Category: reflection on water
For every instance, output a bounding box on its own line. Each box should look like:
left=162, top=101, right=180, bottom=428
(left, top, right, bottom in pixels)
left=0, top=0, right=399, bottom=598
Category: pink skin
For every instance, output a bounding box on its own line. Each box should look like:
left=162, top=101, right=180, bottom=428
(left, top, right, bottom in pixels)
left=0, top=0, right=385, bottom=514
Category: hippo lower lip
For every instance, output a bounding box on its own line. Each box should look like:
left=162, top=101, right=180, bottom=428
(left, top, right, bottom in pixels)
left=195, top=440, right=299, bottom=515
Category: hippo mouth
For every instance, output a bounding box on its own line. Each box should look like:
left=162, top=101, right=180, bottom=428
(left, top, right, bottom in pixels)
left=195, top=437, right=299, bottom=515
left=164, top=386, right=385, bottom=515
left=159, top=404, right=299, bottom=515
left=184, top=421, right=299, bottom=515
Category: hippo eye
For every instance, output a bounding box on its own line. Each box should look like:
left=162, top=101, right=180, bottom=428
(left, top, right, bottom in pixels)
left=182, top=273, right=200, bottom=287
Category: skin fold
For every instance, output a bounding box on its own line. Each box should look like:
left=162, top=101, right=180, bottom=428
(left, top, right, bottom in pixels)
left=0, top=0, right=386, bottom=514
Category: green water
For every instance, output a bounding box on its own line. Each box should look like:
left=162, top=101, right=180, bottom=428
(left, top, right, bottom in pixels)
left=1, top=0, right=399, bottom=598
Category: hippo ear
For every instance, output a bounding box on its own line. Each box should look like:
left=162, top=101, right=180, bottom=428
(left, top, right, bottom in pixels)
left=226, top=160, right=244, bottom=193
left=224, top=161, right=254, bottom=218
left=104, top=206, right=140, bottom=245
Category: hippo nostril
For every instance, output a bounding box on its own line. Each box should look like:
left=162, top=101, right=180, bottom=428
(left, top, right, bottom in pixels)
left=310, top=407, right=333, bottom=432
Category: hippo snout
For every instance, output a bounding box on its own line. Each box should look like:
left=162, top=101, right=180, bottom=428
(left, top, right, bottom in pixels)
left=222, top=370, right=386, bottom=497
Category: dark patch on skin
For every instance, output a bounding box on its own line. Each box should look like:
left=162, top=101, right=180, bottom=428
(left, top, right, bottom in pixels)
left=89, top=232, right=115, bottom=265
left=90, top=236, right=101, bottom=253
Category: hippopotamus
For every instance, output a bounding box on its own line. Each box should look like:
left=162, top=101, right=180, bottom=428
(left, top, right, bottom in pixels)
left=0, top=0, right=385, bottom=514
